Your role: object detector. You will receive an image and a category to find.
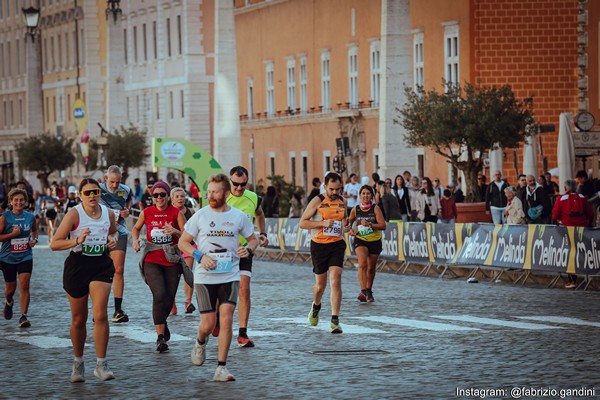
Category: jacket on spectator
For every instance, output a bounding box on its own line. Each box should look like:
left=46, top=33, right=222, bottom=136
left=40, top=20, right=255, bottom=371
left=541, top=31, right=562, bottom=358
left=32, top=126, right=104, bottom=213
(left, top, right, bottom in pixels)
left=393, top=187, right=411, bottom=215
left=524, top=183, right=552, bottom=224
left=551, top=191, right=594, bottom=227
left=380, top=193, right=403, bottom=221
left=486, top=180, right=508, bottom=209
left=505, top=196, right=526, bottom=224
left=416, top=192, right=441, bottom=222
left=440, top=197, right=457, bottom=220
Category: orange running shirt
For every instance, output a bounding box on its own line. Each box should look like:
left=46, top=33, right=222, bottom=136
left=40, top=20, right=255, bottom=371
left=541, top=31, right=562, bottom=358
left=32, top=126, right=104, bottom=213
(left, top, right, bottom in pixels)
left=311, top=194, right=346, bottom=244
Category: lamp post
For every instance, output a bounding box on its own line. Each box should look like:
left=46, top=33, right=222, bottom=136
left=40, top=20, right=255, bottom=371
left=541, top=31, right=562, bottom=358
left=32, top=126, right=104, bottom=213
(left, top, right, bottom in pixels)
left=105, top=0, right=127, bottom=132
left=22, top=6, right=40, bottom=42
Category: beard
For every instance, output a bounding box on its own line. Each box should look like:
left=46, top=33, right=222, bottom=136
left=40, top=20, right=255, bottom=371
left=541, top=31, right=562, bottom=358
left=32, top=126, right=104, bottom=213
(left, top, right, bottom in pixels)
left=209, top=196, right=226, bottom=209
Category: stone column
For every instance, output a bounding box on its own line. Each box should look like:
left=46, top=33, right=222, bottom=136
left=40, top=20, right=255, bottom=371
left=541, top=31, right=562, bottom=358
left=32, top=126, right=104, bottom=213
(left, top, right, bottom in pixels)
left=378, top=0, right=416, bottom=179
left=213, top=0, right=241, bottom=172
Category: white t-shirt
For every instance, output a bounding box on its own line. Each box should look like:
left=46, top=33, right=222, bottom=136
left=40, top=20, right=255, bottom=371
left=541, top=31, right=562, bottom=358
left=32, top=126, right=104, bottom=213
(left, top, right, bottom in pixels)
left=344, top=182, right=361, bottom=208
left=185, top=206, right=254, bottom=284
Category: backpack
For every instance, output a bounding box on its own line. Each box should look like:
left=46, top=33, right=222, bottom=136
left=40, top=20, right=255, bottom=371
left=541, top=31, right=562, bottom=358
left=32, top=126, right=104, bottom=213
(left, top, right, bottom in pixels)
left=565, top=193, right=585, bottom=217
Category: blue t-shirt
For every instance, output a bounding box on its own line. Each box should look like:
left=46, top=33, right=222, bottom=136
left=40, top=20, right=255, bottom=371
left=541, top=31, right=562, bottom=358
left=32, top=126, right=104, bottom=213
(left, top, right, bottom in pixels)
left=0, top=210, right=35, bottom=264
left=99, top=182, right=132, bottom=236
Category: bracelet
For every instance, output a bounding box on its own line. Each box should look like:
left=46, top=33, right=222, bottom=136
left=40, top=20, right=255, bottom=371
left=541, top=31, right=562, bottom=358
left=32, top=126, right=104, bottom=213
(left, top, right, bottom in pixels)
left=247, top=247, right=255, bottom=257
left=75, top=237, right=80, bottom=246
left=259, top=232, right=267, bottom=237
left=192, top=250, right=204, bottom=262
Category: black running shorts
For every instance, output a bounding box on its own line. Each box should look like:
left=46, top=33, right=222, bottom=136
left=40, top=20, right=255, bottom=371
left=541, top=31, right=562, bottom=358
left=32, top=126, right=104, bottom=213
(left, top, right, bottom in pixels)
left=1, top=260, right=33, bottom=283
left=63, top=251, right=115, bottom=298
left=352, top=237, right=383, bottom=255
left=310, top=240, right=347, bottom=275
left=194, top=281, right=240, bottom=314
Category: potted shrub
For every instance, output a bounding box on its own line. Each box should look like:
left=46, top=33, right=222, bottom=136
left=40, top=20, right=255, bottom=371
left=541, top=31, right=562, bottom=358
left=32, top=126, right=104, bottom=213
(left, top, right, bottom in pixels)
left=397, top=82, right=534, bottom=221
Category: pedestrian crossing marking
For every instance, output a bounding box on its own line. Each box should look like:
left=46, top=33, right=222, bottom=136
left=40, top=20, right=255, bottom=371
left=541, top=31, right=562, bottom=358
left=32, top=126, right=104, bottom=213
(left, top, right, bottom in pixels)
left=5, top=333, right=79, bottom=349
left=351, top=316, right=480, bottom=331
left=432, top=315, right=562, bottom=330
left=270, top=317, right=388, bottom=334
left=516, top=316, right=600, bottom=328
left=111, top=325, right=189, bottom=343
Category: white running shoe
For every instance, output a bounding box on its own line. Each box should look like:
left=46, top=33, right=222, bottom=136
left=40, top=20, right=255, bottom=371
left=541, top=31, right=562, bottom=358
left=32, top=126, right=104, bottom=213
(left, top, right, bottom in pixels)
left=93, top=361, right=115, bottom=381
left=70, top=360, right=85, bottom=383
left=191, top=337, right=208, bottom=366
left=213, top=365, right=235, bottom=382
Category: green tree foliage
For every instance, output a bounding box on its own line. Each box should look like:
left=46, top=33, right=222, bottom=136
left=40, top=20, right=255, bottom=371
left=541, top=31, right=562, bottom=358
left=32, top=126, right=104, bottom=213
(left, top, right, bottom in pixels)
left=105, top=125, right=149, bottom=183
left=398, top=82, right=534, bottom=202
left=15, top=134, right=76, bottom=189
left=264, top=175, right=305, bottom=217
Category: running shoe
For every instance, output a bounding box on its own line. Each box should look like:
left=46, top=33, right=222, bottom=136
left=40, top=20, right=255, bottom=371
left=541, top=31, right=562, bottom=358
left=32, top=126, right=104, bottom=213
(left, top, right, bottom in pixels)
left=112, top=309, right=129, bottom=323
left=212, top=321, right=220, bottom=337
left=3, top=300, right=13, bottom=320
left=357, top=292, right=367, bottom=303
left=18, top=314, right=31, bottom=328
left=70, top=360, right=85, bottom=383
left=330, top=321, right=343, bottom=334
left=185, top=302, right=196, bottom=314
left=170, top=302, right=177, bottom=316
left=565, top=282, right=576, bottom=289
left=156, top=334, right=169, bottom=353
left=94, top=361, right=115, bottom=381
left=164, top=323, right=170, bottom=342
left=191, top=337, right=208, bottom=366
left=213, top=365, right=235, bottom=382
left=237, top=336, right=255, bottom=348
left=308, top=304, right=320, bottom=326
left=366, top=290, right=375, bottom=303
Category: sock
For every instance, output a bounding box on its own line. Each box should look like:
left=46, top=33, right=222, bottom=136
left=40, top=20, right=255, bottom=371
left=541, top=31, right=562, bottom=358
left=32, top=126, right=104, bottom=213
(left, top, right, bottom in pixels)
left=361, top=289, right=367, bottom=295
left=312, top=303, right=321, bottom=311
left=6, top=298, right=13, bottom=306
left=198, top=338, right=205, bottom=345
left=218, top=361, right=226, bottom=367
left=239, top=327, right=247, bottom=338
left=21, top=314, right=26, bottom=318
left=185, top=298, right=191, bottom=304
left=114, top=298, right=123, bottom=312
left=96, top=357, right=106, bottom=364
left=74, top=356, right=83, bottom=362
left=331, top=315, right=339, bottom=324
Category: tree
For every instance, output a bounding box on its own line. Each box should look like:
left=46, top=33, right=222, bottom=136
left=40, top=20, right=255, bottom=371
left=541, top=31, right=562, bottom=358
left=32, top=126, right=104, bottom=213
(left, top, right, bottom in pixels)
left=398, top=82, right=534, bottom=202
left=267, top=175, right=305, bottom=217
left=15, top=134, right=76, bottom=190
left=104, top=125, right=149, bottom=183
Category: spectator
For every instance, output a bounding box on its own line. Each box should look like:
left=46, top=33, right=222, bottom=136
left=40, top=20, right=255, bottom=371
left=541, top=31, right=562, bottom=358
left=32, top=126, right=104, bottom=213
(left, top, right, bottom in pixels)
left=552, top=179, right=594, bottom=288
left=432, top=178, right=444, bottom=199
left=378, top=182, right=402, bottom=222
left=477, top=174, right=488, bottom=202
left=576, top=170, right=596, bottom=199
left=439, top=189, right=457, bottom=224
left=447, top=182, right=464, bottom=203
left=524, top=174, right=552, bottom=224
left=392, top=175, right=411, bottom=222
left=188, top=178, right=200, bottom=202
left=307, top=177, right=321, bottom=204
left=545, top=172, right=560, bottom=195
left=409, top=176, right=421, bottom=221
left=515, top=174, right=528, bottom=205
left=403, top=171, right=413, bottom=189
left=384, top=178, right=392, bottom=188
left=416, top=177, right=440, bottom=223
left=132, top=178, right=143, bottom=209
left=288, top=192, right=303, bottom=218
left=140, top=177, right=156, bottom=210
left=503, top=186, right=526, bottom=224
left=486, top=170, right=508, bottom=224
left=343, top=173, right=361, bottom=214
left=262, top=186, right=279, bottom=218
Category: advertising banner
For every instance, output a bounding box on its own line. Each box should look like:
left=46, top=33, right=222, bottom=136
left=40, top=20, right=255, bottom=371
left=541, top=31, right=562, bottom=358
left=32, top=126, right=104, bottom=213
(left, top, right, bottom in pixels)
left=454, top=223, right=497, bottom=265
left=489, top=224, right=529, bottom=269
left=427, top=223, right=458, bottom=265
left=265, top=218, right=281, bottom=250
left=380, top=222, right=400, bottom=261
left=524, top=225, right=570, bottom=274
left=573, top=227, right=600, bottom=275
left=400, top=222, right=430, bottom=264
left=280, top=218, right=300, bottom=252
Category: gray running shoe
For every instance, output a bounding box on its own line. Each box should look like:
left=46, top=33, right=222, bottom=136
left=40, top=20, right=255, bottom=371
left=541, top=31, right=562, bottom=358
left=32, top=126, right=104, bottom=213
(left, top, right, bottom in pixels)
left=94, top=361, right=115, bottom=381
left=70, top=360, right=85, bottom=383
left=191, top=337, right=208, bottom=366
left=213, top=365, right=235, bottom=382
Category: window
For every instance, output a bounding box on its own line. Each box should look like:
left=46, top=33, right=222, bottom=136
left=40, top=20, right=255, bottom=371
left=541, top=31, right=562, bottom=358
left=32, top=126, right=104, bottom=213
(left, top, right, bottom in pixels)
left=321, top=51, right=331, bottom=111
left=370, top=40, right=380, bottom=107
left=373, top=148, right=380, bottom=175
left=142, top=23, right=147, bottom=62
left=0, top=0, right=3, bottom=19
left=80, top=29, right=85, bottom=64
left=45, top=97, right=49, bottom=122
left=2, top=101, right=6, bottom=128
left=289, top=152, right=297, bottom=186
left=166, top=18, right=172, bottom=57
left=444, top=24, right=459, bottom=87
left=169, top=91, right=174, bottom=119
left=155, top=93, right=160, bottom=120
left=67, top=94, right=71, bottom=121
left=15, top=38, right=20, bottom=75
left=299, top=57, right=307, bottom=113
left=57, top=34, right=62, bottom=69
left=72, top=31, right=77, bottom=67
left=14, top=0, right=17, bottom=16
left=133, top=26, right=138, bottom=63
left=18, top=98, right=22, bottom=126
left=247, top=79, right=254, bottom=119
left=348, top=46, right=358, bottom=107
left=286, top=59, right=296, bottom=112
left=43, top=38, right=48, bottom=72
left=52, top=96, right=56, bottom=123
left=413, top=31, right=424, bottom=89
left=123, top=28, right=127, bottom=64
left=10, top=99, right=13, bottom=127
left=177, top=15, right=182, bottom=55
left=266, top=62, right=274, bottom=117
left=152, top=21, right=157, bottom=59
left=7, top=41, right=11, bottom=76
left=269, top=152, right=276, bottom=176
left=65, top=32, right=70, bottom=68
left=136, top=95, right=140, bottom=122
left=180, top=90, right=184, bottom=118
left=301, top=152, right=308, bottom=192
left=323, top=150, right=331, bottom=175
left=0, top=43, right=4, bottom=78
left=50, top=36, right=55, bottom=70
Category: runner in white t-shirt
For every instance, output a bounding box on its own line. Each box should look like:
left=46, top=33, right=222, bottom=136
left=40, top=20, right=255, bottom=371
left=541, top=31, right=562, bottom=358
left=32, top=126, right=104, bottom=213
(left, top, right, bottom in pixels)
left=343, top=173, right=361, bottom=212
left=178, top=173, right=258, bottom=382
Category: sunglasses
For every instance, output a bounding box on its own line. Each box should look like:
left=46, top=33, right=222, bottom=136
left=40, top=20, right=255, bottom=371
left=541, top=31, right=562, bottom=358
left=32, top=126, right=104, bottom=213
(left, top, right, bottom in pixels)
left=231, top=181, right=248, bottom=187
left=81, top=188, right=101, bottom=197
left=152, top=192, right=168, bottom=198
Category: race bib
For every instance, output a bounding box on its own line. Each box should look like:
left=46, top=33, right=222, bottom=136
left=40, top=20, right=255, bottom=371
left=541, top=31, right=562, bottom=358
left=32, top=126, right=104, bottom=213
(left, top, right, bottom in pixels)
left=10, top=238, right=29, bottom=253
left=81, top=234, right=107, bottom=257
left=357, top=224, right=374, bottom=236
left=151, top=228, right=173, bottom=245
left=323, top=220, right=343, bottom=237
left=207, top=252, right=233, bottom=273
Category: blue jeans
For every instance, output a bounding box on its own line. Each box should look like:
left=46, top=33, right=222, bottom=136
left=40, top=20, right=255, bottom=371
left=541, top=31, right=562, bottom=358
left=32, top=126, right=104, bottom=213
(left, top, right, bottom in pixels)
left=490, top=207, right=506, bottom=224
left=438, top=218, right=454, bottom=224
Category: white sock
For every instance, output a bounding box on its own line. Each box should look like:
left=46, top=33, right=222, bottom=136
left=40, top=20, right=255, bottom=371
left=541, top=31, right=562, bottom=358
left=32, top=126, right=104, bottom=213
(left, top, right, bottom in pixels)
left=96, top=357, right=106, bottom=364
left=74, top=356, right=83, bottom=362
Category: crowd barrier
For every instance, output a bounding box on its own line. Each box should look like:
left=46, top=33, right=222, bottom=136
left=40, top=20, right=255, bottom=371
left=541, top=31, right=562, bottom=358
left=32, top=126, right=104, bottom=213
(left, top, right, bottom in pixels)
left=262, top=218, right=600, bottom=288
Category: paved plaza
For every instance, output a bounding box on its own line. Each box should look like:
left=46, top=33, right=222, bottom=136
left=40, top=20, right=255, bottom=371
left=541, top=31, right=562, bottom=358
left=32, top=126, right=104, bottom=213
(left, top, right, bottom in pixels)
left=1, top=236, right=600, bottom=399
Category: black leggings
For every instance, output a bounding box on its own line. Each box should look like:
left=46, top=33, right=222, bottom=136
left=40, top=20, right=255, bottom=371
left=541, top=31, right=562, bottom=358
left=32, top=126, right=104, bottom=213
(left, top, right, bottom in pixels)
left=143, top=262, right=181, bottom=325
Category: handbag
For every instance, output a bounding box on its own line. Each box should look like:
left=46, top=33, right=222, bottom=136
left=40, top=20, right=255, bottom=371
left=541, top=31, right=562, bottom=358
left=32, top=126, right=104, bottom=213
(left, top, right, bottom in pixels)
left=527, top=204, right=543, bottom=220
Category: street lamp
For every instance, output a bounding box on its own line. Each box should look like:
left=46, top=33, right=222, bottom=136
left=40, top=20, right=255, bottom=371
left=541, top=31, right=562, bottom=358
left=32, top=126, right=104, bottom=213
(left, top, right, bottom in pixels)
left=22, top=6, right=40, bottom=42
left=105, top=0, right=122, bottom=23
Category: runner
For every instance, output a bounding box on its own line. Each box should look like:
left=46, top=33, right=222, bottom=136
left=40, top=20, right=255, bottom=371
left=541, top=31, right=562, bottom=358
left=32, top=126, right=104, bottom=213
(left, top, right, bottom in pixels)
left=178, top=173, right=258, bottom=382
left=299, top=172, right=350, bottom=333
left=50, top=178, right=118, bottom=382
left=225, top=166, right=269, bottom=347
left=40, top=187, right=58, bottom=243
left=132, top=181, right=187, bottom=353
left=347, top=185, right=386, bottom=302
left=0, top=189, right=39, bottom=328
left=63, top=186, right=79, bottom=214
left=99, top=165, right=132, bottom=323
left=170, top=186, right=196, bottom=314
